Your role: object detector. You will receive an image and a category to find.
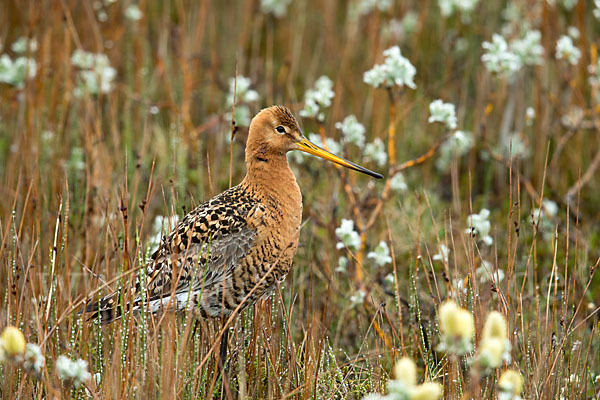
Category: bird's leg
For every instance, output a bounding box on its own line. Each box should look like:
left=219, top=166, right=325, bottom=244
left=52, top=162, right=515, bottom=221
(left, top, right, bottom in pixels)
left=218, top=321, right=233, bottom=399
left=190, top=318, right=201, bottom=338
left=218, top=322, right=229, bottom=370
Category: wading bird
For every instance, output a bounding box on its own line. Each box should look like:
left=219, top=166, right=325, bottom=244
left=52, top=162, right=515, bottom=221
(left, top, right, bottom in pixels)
left=84, top=105, right=381, bottom=358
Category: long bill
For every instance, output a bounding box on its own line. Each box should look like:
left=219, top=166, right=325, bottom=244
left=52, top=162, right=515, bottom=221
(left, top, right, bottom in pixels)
left=296, top=137, right=384, bottom=179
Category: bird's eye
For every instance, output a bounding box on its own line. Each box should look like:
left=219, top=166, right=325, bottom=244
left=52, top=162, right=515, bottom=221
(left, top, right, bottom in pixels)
left=275, top=125, right=286, bottom=134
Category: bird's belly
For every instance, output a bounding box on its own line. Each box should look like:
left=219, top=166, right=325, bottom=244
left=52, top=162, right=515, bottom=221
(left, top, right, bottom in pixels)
left=196, top=235, right=297, bottom=319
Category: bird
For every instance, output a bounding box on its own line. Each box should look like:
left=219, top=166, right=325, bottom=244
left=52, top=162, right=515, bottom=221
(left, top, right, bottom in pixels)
left=84, top=105, right=382, bottom=326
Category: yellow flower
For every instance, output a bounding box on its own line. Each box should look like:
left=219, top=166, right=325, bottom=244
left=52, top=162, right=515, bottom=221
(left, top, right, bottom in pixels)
left=1, top=326, right=26, bottom=356
left=482, top=311, right=507, bottom=341
left=438, top=300, right=474, bottom=340
left=479, top=337, right=504, bottom=368
left=394, top=357, right=417, bottom=386
left=410, top=382, right=443, bottom=400
left=0, top=339, right=6, bottom=363
left=498, top=369, right=524, bottom=395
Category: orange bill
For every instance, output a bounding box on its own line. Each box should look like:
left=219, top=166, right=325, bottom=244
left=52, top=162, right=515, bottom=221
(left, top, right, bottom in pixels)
left=297, top=137, right=383, bottom=179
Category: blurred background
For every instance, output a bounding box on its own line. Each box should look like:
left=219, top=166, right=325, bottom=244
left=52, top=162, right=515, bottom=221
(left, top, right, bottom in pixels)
left=0, top=0, right=599, bottom=398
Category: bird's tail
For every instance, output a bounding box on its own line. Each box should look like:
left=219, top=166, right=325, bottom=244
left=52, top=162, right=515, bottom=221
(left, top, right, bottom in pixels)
left=82, top=288, right=194, bottom=325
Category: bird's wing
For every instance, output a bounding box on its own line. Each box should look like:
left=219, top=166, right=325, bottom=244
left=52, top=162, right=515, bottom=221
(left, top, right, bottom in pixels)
left=142, top=187, right=263, bottom=303
left=86, top=185, right=265, bottom=324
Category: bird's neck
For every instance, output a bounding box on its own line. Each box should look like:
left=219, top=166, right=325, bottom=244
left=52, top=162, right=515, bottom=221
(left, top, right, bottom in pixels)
left=243, top=152, right=302, bottom=214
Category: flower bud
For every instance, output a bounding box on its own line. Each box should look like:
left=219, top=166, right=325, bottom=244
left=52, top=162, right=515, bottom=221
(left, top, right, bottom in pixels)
left=498, top=369, right=524, bottom=395
left=439, top=301, right=474, bottom=340
left=394, top=357, right=417, bottom=386
left=479, top=338, right=504, bottom=368
left=1, top=326, right=26, bottom=356
left=410, top=382, right=443, bottom=400
left=482, top=311, right=507, bottom=341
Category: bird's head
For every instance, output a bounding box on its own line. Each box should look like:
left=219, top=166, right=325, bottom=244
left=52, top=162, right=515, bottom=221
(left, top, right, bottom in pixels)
left=246, top=105, right=383, bottom=179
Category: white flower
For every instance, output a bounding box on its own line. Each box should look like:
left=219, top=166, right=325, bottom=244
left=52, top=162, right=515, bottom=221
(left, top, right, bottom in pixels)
left=389, top=173, right=408, bottom=192
left=260, top=0, right=293, bottom=18
left=71, top=50, right=116, bottom=95
left=71, top=49, right=95, bottom=69
left=363, top=46, right=417, bottom=89
left=364, top=138, right=387, bottom=167
left=307, top=133, right=342, bottom=155
left=503, top=133, right=529, bottom=159
left=336, top=219, right=361, bottom=252
left=226, top=76, right=259, bottom=106
left=453, top=276, right=467, bottom=294
left=384, top=12, right=419, bottom=41
left=542, top=199, right=558, bottom=217
left=384, top=273, right=395, bottom=286
left=595, top=0, right=600, bottom=19
left=23, top=344, right=44, bottom=376
left=299, top=98, right=320, bottom=119
left=435, top=130, right=473, bottom=171
left=432, top=244, right=450, bottom=263
left=355, top=0, right=392, bottom=16
left=56, top=355, right=91, bottom=387
left=363, top=65, right=387, bottom=88
left=367, top=241, right=392, bottom=267
left=299, top=76, right=335, bottom=120
left=349, top=289, right=366, bottom=306
left=559, top=0, right=578, bottom=10
left=0, top=36, right=40, bottom=88
left=476, top=261, right=505, bottom=284
left=124, top=4, right=143, bottom=21
left=11, top=37, right=38, bottom=54
left=526, top=107, right=536, bottom=126
left=465, top=209, right=493, bottom=246
left=98, top=10, right=108, bottom=22
left=225, top=76, right=259, bottom=126
left=312, top=76, right=335, bottom=106
left=438, top=0, right=479, bottom=19
left=428, top=99, right=457, bottom=130
left=567, top=26, right=580, bottom=39
left=532, top=199, right=559, bottom=239
left=68, top=147, right=86, bottom=171
left=0, top=55, right=37, bottom=88
left=336, top=256, right=348, bottom=272
left=231, top=106, right=252, bottom=127
left=556, top=35, right=581, bottom=65
left=79, top=66, right=117, bottom=94
left=482, top=34, right=522, bottom=77
left=438, top=0, right=455, bottom=16
left=482, top=30, right=544, bottom=77
left=511, top=30, right=544, bottom=66
left=336, top=115, right=366, bottom=148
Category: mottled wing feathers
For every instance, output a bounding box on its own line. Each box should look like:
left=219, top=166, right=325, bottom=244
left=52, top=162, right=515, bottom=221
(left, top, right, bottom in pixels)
left=86, top=185, right=263, bottom=324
